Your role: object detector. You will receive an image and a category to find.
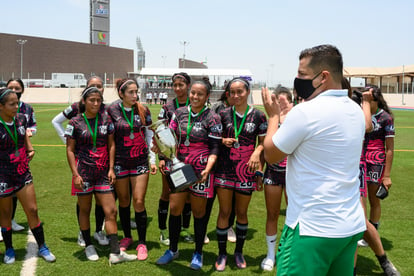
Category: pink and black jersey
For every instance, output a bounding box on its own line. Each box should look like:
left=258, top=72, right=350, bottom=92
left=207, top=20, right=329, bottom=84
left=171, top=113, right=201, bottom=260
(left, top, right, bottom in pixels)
left=364, top=109, right=394, bottom=164
left=215, top=106, right=267, bottom=183
left=158, top=98, right=187, bottom=123
left=170, top=106, right=222, bottom=176
left=18, top=101, right=36, bottom=130
left=107, top=102, right=152, bottom=164
left=64, top=113, right=114, bottom=171
left=0, top=114, right=29, bottom=174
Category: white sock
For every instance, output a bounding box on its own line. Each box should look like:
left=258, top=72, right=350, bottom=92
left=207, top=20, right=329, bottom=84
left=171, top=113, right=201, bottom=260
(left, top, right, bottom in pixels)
left=266, top=234, right=277, bottom=261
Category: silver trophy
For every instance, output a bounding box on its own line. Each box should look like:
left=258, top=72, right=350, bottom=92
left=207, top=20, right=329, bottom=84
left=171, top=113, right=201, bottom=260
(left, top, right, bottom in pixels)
left=149, top=119, right=198, bottom=191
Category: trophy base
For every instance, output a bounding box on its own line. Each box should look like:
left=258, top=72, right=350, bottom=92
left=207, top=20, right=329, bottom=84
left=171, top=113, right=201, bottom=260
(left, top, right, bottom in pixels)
left=167, top=163, right=198, bottom=192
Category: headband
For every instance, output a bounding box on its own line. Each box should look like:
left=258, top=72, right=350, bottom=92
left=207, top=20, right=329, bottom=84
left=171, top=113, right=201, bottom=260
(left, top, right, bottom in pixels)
left=0, top=89, right=14, bottom=101
left=172, top=74, right=190, bottom=84
left=119, top=80, right=135, bottom=92
left=81, top=86, right=101, bottom=98
left=229, top=77, right=250, bottom=88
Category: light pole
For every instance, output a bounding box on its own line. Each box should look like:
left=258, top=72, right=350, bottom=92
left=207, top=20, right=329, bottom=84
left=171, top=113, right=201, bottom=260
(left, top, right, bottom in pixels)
left=180, top=41, right=189, bottom=68
left=16, top=39, right=27, bottom=79
left=161, top=56, right=167, bottom=68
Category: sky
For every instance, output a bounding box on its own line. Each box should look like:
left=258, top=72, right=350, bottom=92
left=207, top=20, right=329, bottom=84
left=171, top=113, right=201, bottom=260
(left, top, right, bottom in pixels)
left=2, top=0, right=413, bottom=86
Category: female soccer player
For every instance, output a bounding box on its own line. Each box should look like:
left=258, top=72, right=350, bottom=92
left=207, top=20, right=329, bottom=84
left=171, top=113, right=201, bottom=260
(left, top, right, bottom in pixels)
left=213, top=77, right=267, bottom=271
left=65, top=86, right=136, bottom=264
left=156, top=78, right=222, bottom=270
left=107, top=79, right=156, bottom=260
left=157, top=72, right=193, bottom=246
left=0, top=88, right=55, bottom=264
left=51, top=76, right=108, bottom=247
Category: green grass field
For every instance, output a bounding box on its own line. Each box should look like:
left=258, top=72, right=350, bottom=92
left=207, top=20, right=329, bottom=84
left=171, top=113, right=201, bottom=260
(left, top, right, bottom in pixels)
left=1, top=104, right=413, bottom=275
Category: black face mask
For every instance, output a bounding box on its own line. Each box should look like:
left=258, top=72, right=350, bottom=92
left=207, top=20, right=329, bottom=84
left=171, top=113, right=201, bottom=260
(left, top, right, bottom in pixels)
left=294, top=72, right=322, bottom=100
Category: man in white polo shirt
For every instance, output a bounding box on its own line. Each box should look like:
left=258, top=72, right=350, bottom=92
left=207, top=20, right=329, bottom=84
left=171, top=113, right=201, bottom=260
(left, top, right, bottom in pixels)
left=261, top=44, right=366, bottom=276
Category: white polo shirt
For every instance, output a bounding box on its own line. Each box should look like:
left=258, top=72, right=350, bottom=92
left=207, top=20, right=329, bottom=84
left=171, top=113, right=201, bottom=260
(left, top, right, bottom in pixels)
left=273, top=89, right=366, bottom=238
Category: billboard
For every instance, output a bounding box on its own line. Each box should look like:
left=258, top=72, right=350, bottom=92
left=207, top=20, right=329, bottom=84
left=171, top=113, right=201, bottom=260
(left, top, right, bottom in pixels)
left=90, top=0, right=110, bottom=46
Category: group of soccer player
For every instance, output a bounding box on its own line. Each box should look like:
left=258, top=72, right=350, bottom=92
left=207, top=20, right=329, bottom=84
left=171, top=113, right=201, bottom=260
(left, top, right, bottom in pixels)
left=0, top=71, right=398, bottom=274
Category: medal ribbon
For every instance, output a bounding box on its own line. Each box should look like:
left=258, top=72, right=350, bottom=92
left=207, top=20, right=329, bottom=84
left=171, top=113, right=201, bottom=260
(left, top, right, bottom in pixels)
left=175, top=97, right=189, bottom=109
left=82, top=113, right=98, bottom=149
left=186, top=106, right=206, bottom=143
left=0, top=116, right=18, bottom=153
left=120, top=103, right=134, bottom=135
left=233, top=106, right=249, bottom=142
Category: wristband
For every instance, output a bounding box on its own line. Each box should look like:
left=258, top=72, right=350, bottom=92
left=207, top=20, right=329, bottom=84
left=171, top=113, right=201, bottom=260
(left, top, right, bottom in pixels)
left=255, top=171, right=264, bottom=177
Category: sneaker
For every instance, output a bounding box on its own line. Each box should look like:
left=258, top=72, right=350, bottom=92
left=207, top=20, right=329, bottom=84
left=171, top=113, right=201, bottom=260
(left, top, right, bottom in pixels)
left=180, top=228, right=194, bottom=243
left=136, top=244, right=148, bottom=261
left=381, top=259, right=401, bottom=276
left=160, top=229, right=170, bottom=246
left=227, top=227, right=236, bottom=243
left=4, top=248, right=15, bottom=264
left=190, top=252, right=203, bottom=270
left=38, top=244, right=56, bottom=263
left=156, top=249, right=179, bottom=265
left=77, top=231, right=86, bottom=247
left=130, top=220, right=137, bottom=229
left=11, top=220, right=25, bottom=232
left=234, top=252, right=246, bottom=269
left=94, top=231, right=109, bottom=246
left=109, top=250, right=137, bottom=265
left=85, top=245, right=99, bottom=261
left=204, top=234, right=210, bottom=244
left=119, top=237, right=133, bottom=251
left=261, top=257, right=275, bottom=271
left=215, top=254, right=227, bottom=272
left=358, top=239, right=369, bottom=247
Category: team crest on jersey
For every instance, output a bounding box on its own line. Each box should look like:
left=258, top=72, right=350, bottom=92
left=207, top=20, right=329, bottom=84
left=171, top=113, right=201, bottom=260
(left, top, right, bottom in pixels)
left=211, top=124, right=222, bottom=133
left=0, top=182, right=8, bottom=193
left=385, top=125, right=395, bottom=132
left=65, top=125, right=74, bottom=136
left=99, top=125, right=108, bottom=135
left=18, top=126, right=25, bottom=135
left=194, top=122, right=202, bottom=131
left=134, top=115, right=141, bottom=122
left=245, top=123, right=256, bottom=133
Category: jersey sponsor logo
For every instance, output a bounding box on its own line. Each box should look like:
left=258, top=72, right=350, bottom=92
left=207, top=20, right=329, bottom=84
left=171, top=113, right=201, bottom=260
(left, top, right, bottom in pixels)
left=385, top=125, right=395, bottom=132
left=259, top=122, right=268, bottom=131
left=65, top=125, right=74, bottom=136
left=211, top=124, right=222, bottom=133
left=194, top=122, right=202, bottom=131
left=0, top=182, right=9, bottom=193
left=18, top=126, right=25, bottom=135
left=245, top=122, right=256, bottom=133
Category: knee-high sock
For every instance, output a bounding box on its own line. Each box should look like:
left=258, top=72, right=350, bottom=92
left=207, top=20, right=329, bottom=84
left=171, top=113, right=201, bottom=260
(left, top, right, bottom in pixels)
left=135, top=210, right=147, bottom=244
left=1, top=227, right=13, bottom=249
left=95, top=204, right=105, bottom=233
left=181, top=202, right=191, bottom=229
left=266, top=234, right=277, bottom=261
left=168, top=214, right=181, bottom=253
left=158, top=199, right=169, bottom=230
left=235, top=222, right=248, bottom=254
left=80, top=228, right=92, bottom=247
left=31, top=223, right=46, bottom=248
left=119, top=206, right=132, bottom=238
left=194, top=217, right=207, bottom=254
left=108, top=234, right=120, bottom=254
left=216, top=227, right=228, bottom=255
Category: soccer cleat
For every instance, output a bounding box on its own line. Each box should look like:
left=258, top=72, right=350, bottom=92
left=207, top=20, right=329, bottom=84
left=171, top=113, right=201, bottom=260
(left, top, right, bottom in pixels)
left=130, top=220, right=137, bottom=229
left=204, top=234, right=210, bottom=244
left=234, top=252, right=246, bottom=269
left=160, top=229, right=170, bottom=246
left=4, top=248, right=16, bottom=264
left=38, top=244, right=56, bottom=263
left=77, top=231, right=86, bottom=247
left=156, top=249, right=179, bottom=265
left=261, top=257, right=275, bottom=271
left=215, top=254, right=227, bottom=272
left=11, top=220, right=25, bottom=232
left=381, top=259, right=401, bottom=276
left=180, top=228, right=194, bottom=243
left=358, top=239, right=369, bottom=247
left=109, top=251, right=137, bottom=265
left=136, top=244, right=148, bottom=261
left=85, top=245, right=99, bottom=261
left=189, top=252, right=203, bottom=270
left=119, top=237, right=133, bottom=251
left=93, top=231, right=109, bottom=246
left=227, top=227, right=236, bottom=243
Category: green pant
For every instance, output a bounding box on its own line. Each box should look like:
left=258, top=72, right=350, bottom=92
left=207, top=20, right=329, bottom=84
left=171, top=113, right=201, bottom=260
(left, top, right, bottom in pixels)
left=276, top=224, right=363, bottom=276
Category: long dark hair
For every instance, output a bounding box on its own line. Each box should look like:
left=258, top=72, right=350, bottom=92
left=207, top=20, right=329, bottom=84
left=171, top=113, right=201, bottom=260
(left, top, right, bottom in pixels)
left=366, top=84, right=393, bottom=117
left=116, top=78, right=147, bottom=125
left=78, top=86, right=103, bottom=113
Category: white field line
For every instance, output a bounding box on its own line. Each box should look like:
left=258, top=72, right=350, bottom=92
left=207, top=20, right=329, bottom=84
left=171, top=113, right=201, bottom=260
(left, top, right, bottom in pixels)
left=20, top=230, right=37, bottom=276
